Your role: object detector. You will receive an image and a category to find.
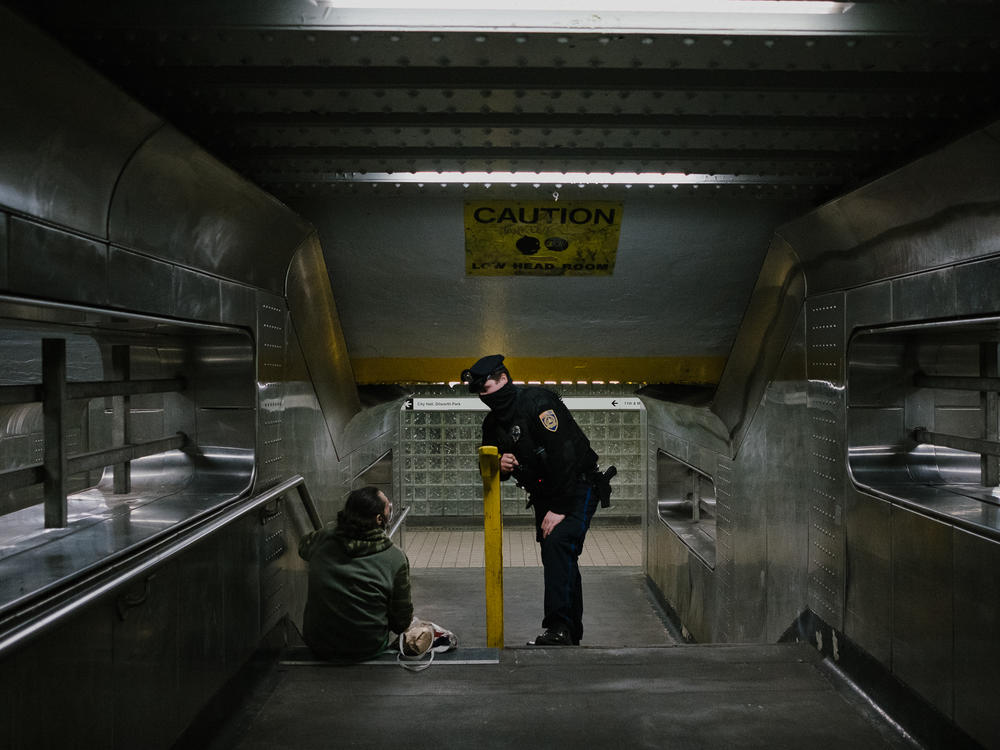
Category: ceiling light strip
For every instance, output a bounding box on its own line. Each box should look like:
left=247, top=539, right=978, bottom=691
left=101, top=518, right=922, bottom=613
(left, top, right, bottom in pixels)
left=307, top=2, right=876, bottom=35
left=318, top=1, right=853, bottom=12
left=321, top=171, right=838, bottom=185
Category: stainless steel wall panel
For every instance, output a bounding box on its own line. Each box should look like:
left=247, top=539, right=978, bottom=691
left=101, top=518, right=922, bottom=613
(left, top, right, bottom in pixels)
left=890, top=266, right=957, bottom=324
left=0, top=212, right=8, bottom=289
left=175, top=535, right=228, bottom=725
left=650, top=514, right=696, bottom=636
left=223, top=512, right=263, bottom=671
left=805, top=294, right=846, bottom=632
left=641, top=118, right=1000, bottom=745
left=644, top=422, right=717, bottom=642
left=687, top=444, right=718, bottom=480
left=777, top=202, right=858, bottom=272
left=195, top=408, right=256, bottom=453
left=784, top=130, right=1000, bottom=297
left=0, top=7, right=162, bottom=238
left=933, top=403, right=982, bottom=441
left=5, top=604, right=114, bottom=750
left=0, top=508, right=269, bottom=750
left=0, top=10, right=354, bottom=749
left=686, top=548, right=717, bottom=644
left=846, top=406, right=907, bottom=488
left=285, top=235, right=362, bottom=461
left=260, top=497, right=290, bottom=635
left=953, top=256, right=1000, bottom=318
left=112, top=560, right=184, bottom=748
left=190, top=334, right=255, bottom=411
left=843, top=488, right=892, bottom=665
left=953, top=527, right=1000, bottom=748
left=219, top=278, right=258, bottom=330
left=254, top=293, right=294, bottom=632
left=0, top=647, right=8, bottom=750
left=661, top=432, right=688, bottom=463
left=845, top=280, right=892, bottom=335
left=712, top=235, right=806, bottom=451
left=714, top=457, right=734, bottom=643
left=762, top=339, right=811, bottom=642
left=642, top=398, right=729, bottom=458
left=728, top=407, right=768, bottom=642
left=282, top=328, right=341, bottom=523
left=175, top=268, right=223, bottom=325
left=344, top=401, right=397, bottom=502
left=108, top=127, right=311, bottom=293
left=256, top=293, right=287, bottom=492
left=107, top=246, right=177, bottom=317
left=643, top=464, right=660, bottom=589
left=8, top=218, right=108, bottom=304
left=891, top=506, right=953, bottom=718
left=127, top=393, right=167, bottom=444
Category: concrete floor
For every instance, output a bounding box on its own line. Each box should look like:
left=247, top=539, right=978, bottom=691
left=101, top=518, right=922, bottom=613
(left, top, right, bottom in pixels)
left=227, top=645, right=912, bottom=750
left=401, top=526, right=642, bottom=569
left=204, top=565, right=914, bottom=750
left=408, top=567, right=676, bottom=648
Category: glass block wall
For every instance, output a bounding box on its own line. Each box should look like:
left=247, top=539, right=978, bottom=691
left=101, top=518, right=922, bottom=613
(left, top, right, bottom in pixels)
left=399, top=384, right=645, bottom=521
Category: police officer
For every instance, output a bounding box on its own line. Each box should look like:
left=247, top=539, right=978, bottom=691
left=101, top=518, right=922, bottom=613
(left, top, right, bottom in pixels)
left=462, top=354, right=600, bottom=646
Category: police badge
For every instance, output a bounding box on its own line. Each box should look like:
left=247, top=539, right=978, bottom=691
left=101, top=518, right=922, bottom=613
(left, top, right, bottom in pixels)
left=539, top=409, right=559, bottom=432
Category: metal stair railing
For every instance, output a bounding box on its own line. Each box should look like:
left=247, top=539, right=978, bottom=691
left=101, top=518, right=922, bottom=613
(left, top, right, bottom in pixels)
left=0, top=474, right=322, bottom=658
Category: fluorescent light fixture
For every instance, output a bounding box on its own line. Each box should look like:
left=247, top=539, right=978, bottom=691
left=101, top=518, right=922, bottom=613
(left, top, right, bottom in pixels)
left=323, top=171, right=834, bottom=186
left=317, top=1, right=853, bottom=13
left=310, top=0, right=860, bottom=33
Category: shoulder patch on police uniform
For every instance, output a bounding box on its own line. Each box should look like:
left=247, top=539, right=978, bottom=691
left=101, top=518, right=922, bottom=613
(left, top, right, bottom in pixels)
left=539, top=409, right=559, bottom=432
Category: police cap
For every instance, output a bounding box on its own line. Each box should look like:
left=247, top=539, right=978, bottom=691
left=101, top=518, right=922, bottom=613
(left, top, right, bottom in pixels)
left=460, top=354, right=505, bottom=393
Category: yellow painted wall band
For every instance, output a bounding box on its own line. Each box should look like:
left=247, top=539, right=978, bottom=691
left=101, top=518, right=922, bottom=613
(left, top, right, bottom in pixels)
left=351, top=356, right=725, bottom=385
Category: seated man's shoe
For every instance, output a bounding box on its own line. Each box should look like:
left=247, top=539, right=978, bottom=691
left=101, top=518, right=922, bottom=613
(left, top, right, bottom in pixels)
left=529, top=627, right=572, bottom=646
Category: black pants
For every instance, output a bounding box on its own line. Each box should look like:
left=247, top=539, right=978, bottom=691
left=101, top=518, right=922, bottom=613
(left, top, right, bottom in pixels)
left=534, top=479, right=599, bottom=644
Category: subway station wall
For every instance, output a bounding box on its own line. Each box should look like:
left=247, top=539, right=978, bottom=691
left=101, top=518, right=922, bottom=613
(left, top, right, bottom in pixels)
left=289, top=193, right=803, bottom=383
left=0, top=10, right=372, bottom=749
left=644, top=120, right=1000, bottom=748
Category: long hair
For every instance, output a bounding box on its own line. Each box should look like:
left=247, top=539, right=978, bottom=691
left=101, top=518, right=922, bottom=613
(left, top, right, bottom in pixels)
left=336, top=486, right=386, bottom=538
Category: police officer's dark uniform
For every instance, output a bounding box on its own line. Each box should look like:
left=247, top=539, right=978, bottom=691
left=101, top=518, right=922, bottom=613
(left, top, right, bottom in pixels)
left=463, top=354, right=603, bottom=646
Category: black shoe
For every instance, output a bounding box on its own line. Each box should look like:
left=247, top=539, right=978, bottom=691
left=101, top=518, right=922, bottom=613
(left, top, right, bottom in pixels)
left=529, top=627, right=572, bottom=646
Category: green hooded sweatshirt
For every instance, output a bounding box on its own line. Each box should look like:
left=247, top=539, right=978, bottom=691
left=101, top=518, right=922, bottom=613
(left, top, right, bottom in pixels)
left=298, top=525, right=413, bottom=661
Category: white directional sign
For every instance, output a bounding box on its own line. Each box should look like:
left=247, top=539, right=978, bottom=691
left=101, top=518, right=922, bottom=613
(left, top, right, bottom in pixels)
left=407, top=396, right=643, bottom=411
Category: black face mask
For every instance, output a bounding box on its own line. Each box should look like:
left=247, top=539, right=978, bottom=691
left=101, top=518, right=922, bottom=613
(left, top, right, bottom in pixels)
left=479, top=380, right=517, bottom=417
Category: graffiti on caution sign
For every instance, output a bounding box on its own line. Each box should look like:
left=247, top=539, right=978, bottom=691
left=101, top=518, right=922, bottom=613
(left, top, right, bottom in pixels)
left=465, top=201, right=623, bottom=276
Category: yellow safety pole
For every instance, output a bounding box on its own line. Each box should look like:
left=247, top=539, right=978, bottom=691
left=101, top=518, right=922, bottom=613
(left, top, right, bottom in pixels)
left=478, top=445, right=504, bottom=648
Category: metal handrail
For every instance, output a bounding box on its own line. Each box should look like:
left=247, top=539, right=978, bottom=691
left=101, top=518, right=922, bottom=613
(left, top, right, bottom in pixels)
left=914, top=372, right=1000, bottom=392
left=0, top=434, right=190, bottom=496
left=388, top=505, right=411, bottom=539
left=0, top=474, right=320, bottom=658
left=0, top=377, right=186, bottom=405
left=911, top=427, right=1000, bottom=457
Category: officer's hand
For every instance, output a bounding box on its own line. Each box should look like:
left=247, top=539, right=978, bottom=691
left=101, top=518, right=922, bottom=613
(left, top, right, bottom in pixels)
left=500, top=453, right=519, bottom=473
left=540, top=511, right=565, bottom=538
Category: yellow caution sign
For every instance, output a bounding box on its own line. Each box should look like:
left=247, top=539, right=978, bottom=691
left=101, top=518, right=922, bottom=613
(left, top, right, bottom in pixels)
left=465, top=200, right=623, bottom=276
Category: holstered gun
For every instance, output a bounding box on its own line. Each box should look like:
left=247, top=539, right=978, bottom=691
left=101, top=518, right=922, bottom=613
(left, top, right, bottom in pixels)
left=595, top=465, right=616, bottom=508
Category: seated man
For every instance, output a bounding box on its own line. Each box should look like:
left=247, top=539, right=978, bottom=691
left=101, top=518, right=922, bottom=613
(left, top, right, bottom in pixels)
left=298, top=486, right=413, bottom=661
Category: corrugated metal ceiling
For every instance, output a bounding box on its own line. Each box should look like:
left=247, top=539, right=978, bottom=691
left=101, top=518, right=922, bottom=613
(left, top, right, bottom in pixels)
left=6, top=1, right=1000, bottom=384
left=9, top=1, right=1000, bottom=203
